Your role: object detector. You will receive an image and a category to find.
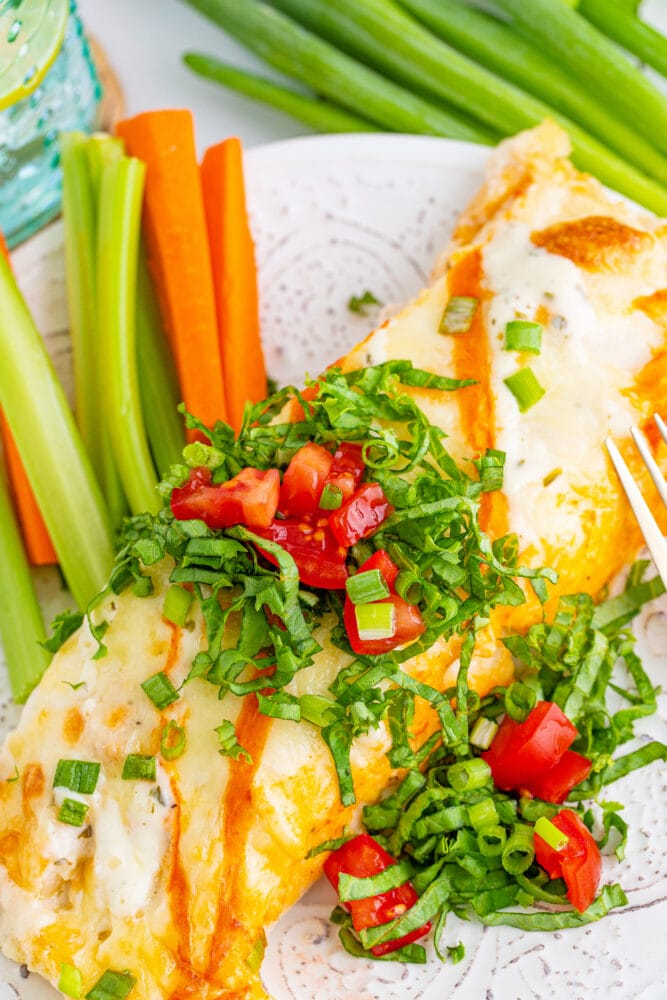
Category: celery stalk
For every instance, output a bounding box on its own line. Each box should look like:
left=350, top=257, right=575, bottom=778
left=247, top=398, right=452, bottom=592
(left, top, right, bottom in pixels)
left=0, top=458, right=50, bottom=703
left=97, top=157, right=161, bottom=516
left=0, top=256, right=114, bottom=608
left=399, top=0, right=667, bottom=186
left=62, top=131, right=127, bottom=532
left=136, top=252, right=186, bottom=478
left=479, top=0, right=667, bottom=156
left=183, top=54, right=381, bottom=133
left=579, top=0, right=667, bottom=78
left=179, top=0, right=495, bottom=142
left=60, top=133, right=100, bottom=471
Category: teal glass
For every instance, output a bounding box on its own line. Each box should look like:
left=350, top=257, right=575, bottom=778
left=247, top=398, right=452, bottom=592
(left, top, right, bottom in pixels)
left=0, top=0, right=101, bottom=248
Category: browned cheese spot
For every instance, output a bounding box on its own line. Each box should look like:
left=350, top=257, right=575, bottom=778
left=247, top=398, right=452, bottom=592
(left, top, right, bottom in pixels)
left=531, top=215, right=652, bottom=272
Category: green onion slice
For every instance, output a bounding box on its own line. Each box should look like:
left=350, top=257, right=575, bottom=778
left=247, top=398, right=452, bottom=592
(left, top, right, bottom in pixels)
left=467, top=797, right=499, bottom=831
left=85, top=969, right=136, bottom=1000
left=439, top=296, right=478, bottom=335
left=319, top=483, right=343, bottom=510
left=58, top=798, right=89, bottom=827
left=502, top=823, right=536, bottom=874
left=394, top=571, right=422, bottom=605
left=141, top=671, right=180, bottom=711
left=355, top=602, right=396, bottom=641
left=346, top=569, right=391, bottom=605
left=469, top=717, right=498, bottom=750
left=503, top=367, right=545, bottom=412
left=59, top=964, right=83, bottom=999
left=121, top=754, right=156, bottom=781
left=447, top=757, right=491, bottom=792
left=160, top=720, right=186, bottom=761
left=162, top=584, right=193, bottom=627
left=53, top=759, right=100, bottom=795
left=504, top=320, right=542, bottom=353
left=477, top=824, right=507, bottom=857
left=534, top=815, right=569, bottom=851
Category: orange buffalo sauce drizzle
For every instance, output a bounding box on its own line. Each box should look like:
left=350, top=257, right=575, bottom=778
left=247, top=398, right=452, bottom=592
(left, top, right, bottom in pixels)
left=447, top=249, right=508, bottom=539
left=207, top=687, right=274, bottom=979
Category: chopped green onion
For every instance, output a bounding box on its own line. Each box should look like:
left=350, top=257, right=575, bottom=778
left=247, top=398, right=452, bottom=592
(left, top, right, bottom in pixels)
left=504, top=681, right=537, bottom=722
left=245, top=929, right=267, bottom=972
left=447, top=757, right=491, bottom=792
left=394, top=571, right=422, bottom=604
left=58, top=798, right=89, bottom=827
left=53, top=760, right=101, bottom=795
left=534, top=815, right=569, bottom=851
left=477, top=823, right=507, bottom=857
left=355, top=601, right=396, bottom=641
left=413, top=804, right=468, bottom=838
left=503, top=367, right=545, bottom=412
left=85, top=970, right=136, bottom=1000
left=502, top=823, right=535, bottom=874
left=504, top=320, right=542, bottom=353
left=348, top=289, right=381, bottom=314
left=469, top=716, right=499, bottom=750
left=121, top=754, right=156, bottom=782
left=162, top=584, right=193, bottom=627
left=58, top=964, right=83, bottom=999
left=467, top=797, right=499, bottom=831
left=161, top=720, right=186, bottom=761
left=346, top=569, right=391, bottom=605
left=141, top=672, right=180, bottom=711
left=319, top=483, right=344, bottom=510
left=439, top=296, right=478, bottom=335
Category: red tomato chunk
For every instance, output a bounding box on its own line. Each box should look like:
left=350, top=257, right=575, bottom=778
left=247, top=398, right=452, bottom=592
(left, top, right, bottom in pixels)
left=534, top=808, right=601, bottom=912
left=327, top=442, right=366, bottom=502
left=343, top=550, right=425, bottom=654
left=323, top=834, right=431, bottom=956
left=253, top=515, right=348, bottom=589
left=481, top=701, right=578, bottom=791
left=523, top=749, right=592, bottom=804
left=171, top=466, right=279, bottom=530
left=330, top=482, right=394, bottom=547
left=279, top=442, right=334, bottom=517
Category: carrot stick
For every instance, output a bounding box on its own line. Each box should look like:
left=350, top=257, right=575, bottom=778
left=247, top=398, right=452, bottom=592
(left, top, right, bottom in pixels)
left=201, top=138, right=267, bottom=430
left=0, top=233, right=57, bottom=565
left=115, top=110, right=227, bottom=435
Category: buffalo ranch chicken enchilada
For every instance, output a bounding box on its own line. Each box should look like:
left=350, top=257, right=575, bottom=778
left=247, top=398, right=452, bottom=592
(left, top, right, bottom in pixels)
left=0, top=121, right=666, bottom=998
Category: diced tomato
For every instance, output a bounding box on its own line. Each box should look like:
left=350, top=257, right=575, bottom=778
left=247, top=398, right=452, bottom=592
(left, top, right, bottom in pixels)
left=171, top=466, right=280, bottom=530
left=323, top=834, right=431, bottom=956
left=359, top=548, right=399, bottom=590
left=534, top=808, right=601, bottom=913
left=343, top=551, right=423, bottom=655
left=326, top=442, right=366, bottom=502
left=330, top=482, right=394, bottom=547
left=279, top=443, right=334, bottom=517
left=523, top=750, right=592, bottom=804
left=344, top=593, right=425, bottom=655
left=253, top=514, right=348, bottom=589
left=481, top=701, right=578, bottom=791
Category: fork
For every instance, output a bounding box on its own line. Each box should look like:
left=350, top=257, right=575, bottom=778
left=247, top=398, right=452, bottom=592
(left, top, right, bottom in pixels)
left=605, top=414, right=667, bottom=586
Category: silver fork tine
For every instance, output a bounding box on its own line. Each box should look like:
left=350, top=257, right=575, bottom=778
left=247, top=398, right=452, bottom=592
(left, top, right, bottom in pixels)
left=630, top=425, right=667, bottom=510
left=655, top=412, right=667, bottom=447
left=605, top=436, right=667, bottom=586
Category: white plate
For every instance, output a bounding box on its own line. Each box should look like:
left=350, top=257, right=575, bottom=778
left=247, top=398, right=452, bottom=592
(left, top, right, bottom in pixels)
left=1, top=134, right=666, bottom=1000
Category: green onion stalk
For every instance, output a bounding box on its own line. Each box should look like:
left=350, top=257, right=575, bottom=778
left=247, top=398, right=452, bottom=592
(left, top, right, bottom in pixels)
left=179, top=0, right=495, bottom=142
left=578, top=0, right=667, bottom=80
left=398, top=0, right=667, bottom=186
left=183, top=55, right=381, bottom=133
